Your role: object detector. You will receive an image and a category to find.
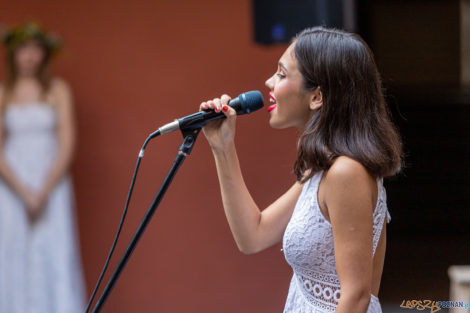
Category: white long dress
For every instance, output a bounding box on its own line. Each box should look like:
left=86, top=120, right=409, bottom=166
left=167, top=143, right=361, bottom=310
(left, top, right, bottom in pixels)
left=282, top=170, right=391, bottom=313
left=0, top=104, right=85, bottom=313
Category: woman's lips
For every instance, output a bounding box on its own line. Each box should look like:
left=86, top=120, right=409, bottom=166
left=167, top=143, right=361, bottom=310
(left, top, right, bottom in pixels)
left=268, top=93, right=277, bottom=112
left=269, top=92, right=276, bottom=102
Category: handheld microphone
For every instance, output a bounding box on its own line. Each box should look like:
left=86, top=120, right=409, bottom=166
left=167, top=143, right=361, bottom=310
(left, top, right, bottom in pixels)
left=157, top=90, right=264, bottom=135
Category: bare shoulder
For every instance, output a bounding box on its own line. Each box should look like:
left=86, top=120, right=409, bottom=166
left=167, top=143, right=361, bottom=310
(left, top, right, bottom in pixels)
left=325, top=156, right=375, bottom=186
left=50, top=77, right=72, bottom=96
left=322, top=156, right=377, bottom=207
left=49, top=77, right=73, bottom=107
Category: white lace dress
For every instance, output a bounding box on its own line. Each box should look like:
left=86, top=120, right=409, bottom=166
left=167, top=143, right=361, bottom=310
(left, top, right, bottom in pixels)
left=282, top=170, right=390, bottom=313
left=0, top=104, right=85, bottom=313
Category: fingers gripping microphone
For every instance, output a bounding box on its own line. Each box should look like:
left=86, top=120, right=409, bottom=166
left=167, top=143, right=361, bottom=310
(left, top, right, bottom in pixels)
left=157, top=90, right=264, bottom=135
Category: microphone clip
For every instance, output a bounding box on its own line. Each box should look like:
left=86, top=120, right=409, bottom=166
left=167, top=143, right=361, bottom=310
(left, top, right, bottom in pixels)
left=178, top=126, right=202, bottom=155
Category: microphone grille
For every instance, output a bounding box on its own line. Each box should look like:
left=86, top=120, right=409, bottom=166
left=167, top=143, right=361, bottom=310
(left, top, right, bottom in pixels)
left=239, top=90, right=264, bottom=114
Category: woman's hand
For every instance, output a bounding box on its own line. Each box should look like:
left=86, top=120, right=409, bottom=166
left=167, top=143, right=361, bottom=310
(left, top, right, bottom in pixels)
left=199, top=94, right=237, bottom=153
left=22, top=189, right=47, bottom=224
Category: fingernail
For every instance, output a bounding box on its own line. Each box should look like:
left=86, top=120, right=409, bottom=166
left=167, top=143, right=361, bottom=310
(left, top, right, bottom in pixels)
left=222, top=105, right=228, bottom=112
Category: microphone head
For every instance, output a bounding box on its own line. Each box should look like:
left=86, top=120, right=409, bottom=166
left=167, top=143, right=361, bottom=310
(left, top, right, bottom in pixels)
left=236, top=90, right=264, bottom=114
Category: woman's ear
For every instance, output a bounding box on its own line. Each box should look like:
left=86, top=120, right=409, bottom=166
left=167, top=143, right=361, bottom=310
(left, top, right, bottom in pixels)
left=309, top=87, right=323, bottom=111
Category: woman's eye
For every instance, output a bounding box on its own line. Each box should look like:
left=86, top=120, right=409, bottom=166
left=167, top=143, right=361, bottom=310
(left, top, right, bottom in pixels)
left=276, top=73, right=286, bottom=79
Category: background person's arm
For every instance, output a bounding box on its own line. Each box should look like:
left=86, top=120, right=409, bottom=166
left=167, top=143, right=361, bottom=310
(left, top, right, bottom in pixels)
left=0, top=85, right=39, bottom=216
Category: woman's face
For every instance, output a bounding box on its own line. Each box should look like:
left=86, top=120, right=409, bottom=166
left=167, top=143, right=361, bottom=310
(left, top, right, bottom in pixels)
left=14, top=41, right=46, bottom=76
left=265, top=43, right=314, bottom=130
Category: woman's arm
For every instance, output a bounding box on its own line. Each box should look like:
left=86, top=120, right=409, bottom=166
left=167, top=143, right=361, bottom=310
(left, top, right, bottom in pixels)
left=213, top=143, right=303, bottom=254
left=322, top=156, right=377, bottom=313
left=0, top=85, right=34, bottom=201
left=0, top=146, right=33, bottom=202
left=38, top=78, right=76, bottom=204
left=202, top=95, right=303, bottom=254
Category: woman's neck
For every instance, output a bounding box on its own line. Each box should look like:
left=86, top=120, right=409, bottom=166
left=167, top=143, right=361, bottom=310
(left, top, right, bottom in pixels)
left=16, top=72, right=37, bottom=80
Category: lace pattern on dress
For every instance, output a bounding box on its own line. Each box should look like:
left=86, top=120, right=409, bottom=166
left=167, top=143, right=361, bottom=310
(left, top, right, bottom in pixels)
left=295, top=268, right=340, bottom=312
left=282, top=171, right=390, bottom=313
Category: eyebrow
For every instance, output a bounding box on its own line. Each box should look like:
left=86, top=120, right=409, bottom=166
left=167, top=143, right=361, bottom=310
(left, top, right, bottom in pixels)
left=278, top=62, right=288, bottom=72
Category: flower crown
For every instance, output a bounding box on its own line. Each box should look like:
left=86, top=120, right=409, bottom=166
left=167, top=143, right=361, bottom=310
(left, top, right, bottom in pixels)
left=1, top=22, right=62, bottom=54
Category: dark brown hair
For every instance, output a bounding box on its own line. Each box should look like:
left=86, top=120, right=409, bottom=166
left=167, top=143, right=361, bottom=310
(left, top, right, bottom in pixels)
left=293, top=27, right=403, bottom=182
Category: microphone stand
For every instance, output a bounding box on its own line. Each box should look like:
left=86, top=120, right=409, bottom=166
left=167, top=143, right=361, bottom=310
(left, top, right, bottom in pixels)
left=91, top=125, right=202, bottom=313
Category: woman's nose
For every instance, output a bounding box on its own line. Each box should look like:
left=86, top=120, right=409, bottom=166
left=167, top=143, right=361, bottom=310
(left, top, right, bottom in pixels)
left=265, top=75, right=274, bottom=89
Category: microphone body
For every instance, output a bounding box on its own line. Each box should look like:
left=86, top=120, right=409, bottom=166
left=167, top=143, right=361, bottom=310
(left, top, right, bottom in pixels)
left=158, top=91, right=264, bottom=135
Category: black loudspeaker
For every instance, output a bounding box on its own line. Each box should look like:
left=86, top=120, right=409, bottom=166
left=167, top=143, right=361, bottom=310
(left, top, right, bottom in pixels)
left=253, top=0, right=356, bottom=44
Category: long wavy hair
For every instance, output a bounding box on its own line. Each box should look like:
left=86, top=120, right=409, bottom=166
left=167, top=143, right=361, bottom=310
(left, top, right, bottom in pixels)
left=293, top=27, right=403, bottom=182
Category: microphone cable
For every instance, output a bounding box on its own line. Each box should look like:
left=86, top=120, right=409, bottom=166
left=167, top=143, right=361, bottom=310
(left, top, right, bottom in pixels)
left=84, top=90, right=263, bottom=311
left=85, top=129, right=160, bottom=313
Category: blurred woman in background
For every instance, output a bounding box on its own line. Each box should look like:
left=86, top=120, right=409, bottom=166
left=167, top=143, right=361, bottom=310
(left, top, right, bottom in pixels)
left=0, top=22, right=85, bottom=313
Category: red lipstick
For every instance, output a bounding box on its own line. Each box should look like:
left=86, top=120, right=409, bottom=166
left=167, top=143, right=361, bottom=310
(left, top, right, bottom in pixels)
left=268, top=92, right=277, bottom=112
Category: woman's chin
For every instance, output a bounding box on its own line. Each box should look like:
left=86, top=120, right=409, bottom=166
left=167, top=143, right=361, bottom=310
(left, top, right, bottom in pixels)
left=268, top=117, right=287, bottom=129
